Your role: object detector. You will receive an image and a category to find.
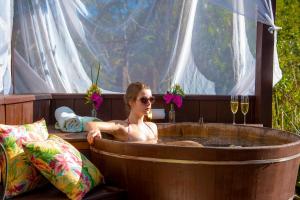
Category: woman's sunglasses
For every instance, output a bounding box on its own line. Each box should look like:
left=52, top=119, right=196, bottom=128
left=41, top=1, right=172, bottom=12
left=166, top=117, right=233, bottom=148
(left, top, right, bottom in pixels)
left=138, top=96, right=155, bottom=105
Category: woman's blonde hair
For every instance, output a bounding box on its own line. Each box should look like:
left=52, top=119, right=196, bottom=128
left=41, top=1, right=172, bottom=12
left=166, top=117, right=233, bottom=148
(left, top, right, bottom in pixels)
left=124, top=82, right=150, bottom=109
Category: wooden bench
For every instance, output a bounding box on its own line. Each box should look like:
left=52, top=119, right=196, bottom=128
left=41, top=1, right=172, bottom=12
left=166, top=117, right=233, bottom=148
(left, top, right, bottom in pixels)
left=0, top=184, right=127, bottom=200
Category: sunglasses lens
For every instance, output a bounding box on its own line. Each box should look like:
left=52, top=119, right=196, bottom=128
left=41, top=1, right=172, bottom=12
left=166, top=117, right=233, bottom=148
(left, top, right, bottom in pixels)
left=140, top=97, right=148, bottom=104
left=149, top=97, right=155, bottom=104
left=139, top=97, right=155, bottom=104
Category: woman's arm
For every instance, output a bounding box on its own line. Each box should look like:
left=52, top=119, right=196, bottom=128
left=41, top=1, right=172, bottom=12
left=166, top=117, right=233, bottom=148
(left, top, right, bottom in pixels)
left=85, top=121, right=120, bottom=133
left=85, top=121, right=128, bottom=144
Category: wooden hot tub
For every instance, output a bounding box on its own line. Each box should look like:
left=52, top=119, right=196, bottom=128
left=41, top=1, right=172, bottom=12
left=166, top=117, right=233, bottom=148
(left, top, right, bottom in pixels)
left=90, top=123, right=300, bottom=200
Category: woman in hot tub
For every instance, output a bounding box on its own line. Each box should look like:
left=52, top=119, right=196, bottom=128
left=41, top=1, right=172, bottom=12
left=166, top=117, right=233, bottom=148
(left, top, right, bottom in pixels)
left=86, top=82, right=202, bottom=147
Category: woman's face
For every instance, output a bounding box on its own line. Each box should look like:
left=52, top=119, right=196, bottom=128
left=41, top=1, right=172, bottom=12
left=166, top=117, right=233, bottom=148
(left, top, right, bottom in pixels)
left=130, top=89, right=154, bottom=116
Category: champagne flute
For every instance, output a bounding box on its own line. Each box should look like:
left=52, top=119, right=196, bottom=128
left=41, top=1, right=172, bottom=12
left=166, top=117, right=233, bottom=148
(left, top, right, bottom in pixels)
left=241, top=96, right=249, bottom=125
left=230, top=95, right=239, bottom=124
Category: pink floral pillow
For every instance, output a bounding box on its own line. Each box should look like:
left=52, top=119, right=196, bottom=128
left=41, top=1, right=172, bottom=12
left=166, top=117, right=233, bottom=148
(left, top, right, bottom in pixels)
left=0, top=119, right=48, bottom=198
left=23, top=134, right=103, bottom=200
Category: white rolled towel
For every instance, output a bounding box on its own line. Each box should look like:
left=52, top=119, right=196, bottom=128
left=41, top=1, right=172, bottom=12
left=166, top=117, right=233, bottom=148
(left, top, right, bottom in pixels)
left=152, top=109, right=166, bottom=120
left=55, top=106, right=82, bottom=132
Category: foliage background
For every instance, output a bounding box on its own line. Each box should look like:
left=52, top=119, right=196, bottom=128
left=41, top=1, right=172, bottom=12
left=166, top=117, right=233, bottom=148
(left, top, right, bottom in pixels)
left=274, top=0, right=300, bottom=195
left=273, top=0, right=300, bottom=134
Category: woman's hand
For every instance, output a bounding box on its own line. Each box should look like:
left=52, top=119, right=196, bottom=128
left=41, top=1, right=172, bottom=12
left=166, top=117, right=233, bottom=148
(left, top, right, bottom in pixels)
left=87, top=129, right=102, bottom=145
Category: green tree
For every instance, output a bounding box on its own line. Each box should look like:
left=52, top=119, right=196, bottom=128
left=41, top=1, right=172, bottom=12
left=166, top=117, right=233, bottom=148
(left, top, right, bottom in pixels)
left=274, top=0, right=300, bottom=196
left=273, top=0, right=300, bottom=133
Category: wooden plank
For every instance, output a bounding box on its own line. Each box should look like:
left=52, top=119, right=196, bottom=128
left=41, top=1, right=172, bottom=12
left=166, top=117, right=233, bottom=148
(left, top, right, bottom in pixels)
left=5, top=103, right=23, bottom=125
left=4, top=95, right=35, bottom=104
left=199, top=101, right=217, bottom=123
left=98, top=98, right=112, bottom=121
left=73, top=98, right=91, bottom=117
left=0, top=105, right=5, bottom=124
left=0, top=96, right=4, bottom=105
left=22, top=101, right=33, bottom=124
left=33, top=94, right=52, bottom=100
left=216, top=100, right=233, bottom=123
left=70, top=142, right=90, bottom=150
left=175, top=100, right=199, bottom=122
left=249, top=97, right=255, bottom=123
left=0, top=95, right=4, bottom=124
left=51, top=99, right=74, bottom=109
left=51, top=93, right=85, bottom=99
left=255, top=21, right=275, bottom=127
left=33, top=100, right=50, bottom=123
left=111, top=99, right=127, bottom=120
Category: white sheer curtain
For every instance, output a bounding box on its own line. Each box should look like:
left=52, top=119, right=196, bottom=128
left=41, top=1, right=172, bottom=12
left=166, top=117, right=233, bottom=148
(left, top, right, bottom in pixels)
left=13, top=0, right=92, bottom=93
left=168, top=0, right=257, bottom=94
left=229, top=1, right=256, bottom=95
left=0, top=0, right=13, bottom=94
left=209, top=0, right=282, bottom=86
left=10, top=0, right=281, bottom=94
left=169, top=0, right=216, bottom=94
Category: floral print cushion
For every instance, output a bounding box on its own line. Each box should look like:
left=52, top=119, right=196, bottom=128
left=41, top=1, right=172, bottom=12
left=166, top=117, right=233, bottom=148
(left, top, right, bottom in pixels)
left=23, top=134, right=103, bottom=200
left=0, top=119, right=49, bottom=198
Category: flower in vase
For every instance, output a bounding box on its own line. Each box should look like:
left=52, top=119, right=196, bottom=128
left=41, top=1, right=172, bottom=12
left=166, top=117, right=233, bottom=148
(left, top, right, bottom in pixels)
left=163, top=84, right=184, bottom=108
left=91, top=92, right=103, bottom=110
left=163, top=92, right=174, bottom=104
left=85, top=63, right=103, bottom=111
left=172, top=94, right=183, bottom=108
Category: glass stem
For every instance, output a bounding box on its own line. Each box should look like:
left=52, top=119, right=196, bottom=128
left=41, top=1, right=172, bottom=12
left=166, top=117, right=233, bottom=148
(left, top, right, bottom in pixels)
left=233, top=114, right=235, bottom=125
left=244, top=114, right=246, bottom=125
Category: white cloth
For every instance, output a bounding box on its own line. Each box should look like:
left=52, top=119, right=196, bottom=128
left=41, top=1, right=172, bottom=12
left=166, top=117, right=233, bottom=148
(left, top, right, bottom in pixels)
left=10, top=0, right=281, bottom=95
left=55, top=106, right=81, bottom=132
left=152, top=109, right=166, bottom=120
left=0, top=0, right=13, bottom=94
left=55, top=106, right=99, bottom=132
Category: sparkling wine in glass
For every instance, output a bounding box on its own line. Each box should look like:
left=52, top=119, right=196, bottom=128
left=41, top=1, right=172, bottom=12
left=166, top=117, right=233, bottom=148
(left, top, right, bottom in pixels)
left=230, top=95, right=239, bottom=124
left=241, top=96, right=249, bottom=125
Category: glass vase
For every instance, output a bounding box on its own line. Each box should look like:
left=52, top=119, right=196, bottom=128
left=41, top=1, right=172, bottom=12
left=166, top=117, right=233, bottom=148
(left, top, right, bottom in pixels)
left=91, top=106, right=97, bottom=118
left=169, top=104, right=175, bottom=123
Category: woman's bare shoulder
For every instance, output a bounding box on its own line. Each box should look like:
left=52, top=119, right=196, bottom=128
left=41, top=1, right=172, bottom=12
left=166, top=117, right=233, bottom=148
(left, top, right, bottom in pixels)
left=145, top=121, right=157, bottom=127
left=145, top=122, right=158, bottom=133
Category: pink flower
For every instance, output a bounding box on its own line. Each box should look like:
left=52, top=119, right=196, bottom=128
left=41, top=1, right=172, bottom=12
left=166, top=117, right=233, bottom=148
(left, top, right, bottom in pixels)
left=16, top=136, right=27, bottom=147
left=163, top=93, right=183, bottom=108
left=173, top=95, right=183, bottom=108
left=52, top=154, right=72, bottom=174
left=60, top=143, right=70, bottom=152
left=73, top=168, right=82, bottom=177
left=0, top=128, right=12, bottom=141
left=69, top=153, right=82, bottom=166
left=91, top=92, right=103, bottom=110
left=163, top=93, right=174, bottom=104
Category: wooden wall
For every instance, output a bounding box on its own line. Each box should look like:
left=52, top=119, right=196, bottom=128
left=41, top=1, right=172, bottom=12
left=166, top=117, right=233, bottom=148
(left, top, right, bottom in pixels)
left=1, top=94, right=256, bottom=125
left=50, top=94, right=256, bottom=125
left=0, top=96, right=5, bottom=124
left=0, top=94, right=51, bottom=125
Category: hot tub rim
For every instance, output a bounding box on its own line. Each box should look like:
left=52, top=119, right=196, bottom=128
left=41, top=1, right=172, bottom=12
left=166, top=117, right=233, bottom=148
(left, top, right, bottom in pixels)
left=95, top=137, right=300, bottom=150
left=97, top=122, right=300, bottom=150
